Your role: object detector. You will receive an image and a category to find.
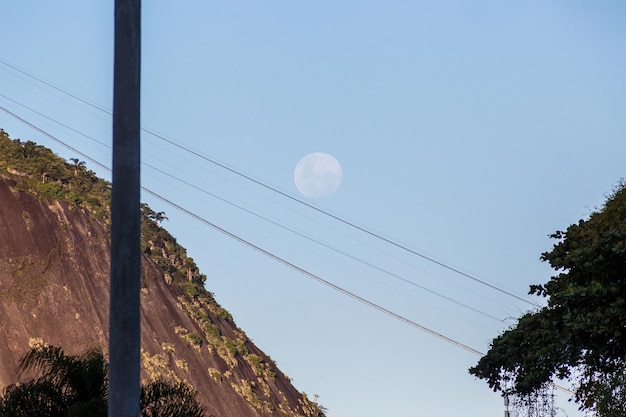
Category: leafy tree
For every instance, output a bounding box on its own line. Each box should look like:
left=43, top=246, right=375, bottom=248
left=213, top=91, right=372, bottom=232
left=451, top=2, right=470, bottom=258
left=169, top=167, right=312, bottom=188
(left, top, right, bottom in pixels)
left=0, top=345, right=209, bottom=417
left=469, top=183, right=626, bottom=416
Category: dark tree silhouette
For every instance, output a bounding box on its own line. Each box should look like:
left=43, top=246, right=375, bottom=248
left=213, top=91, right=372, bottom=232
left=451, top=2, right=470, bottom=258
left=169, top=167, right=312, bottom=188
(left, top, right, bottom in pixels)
left=1, top=345, right=107, bottom=417
left=140, top=379, right=206, bottom=417
left=470, top=183, right=626, bottom=416
left=0, top=345, right=209, bottom=417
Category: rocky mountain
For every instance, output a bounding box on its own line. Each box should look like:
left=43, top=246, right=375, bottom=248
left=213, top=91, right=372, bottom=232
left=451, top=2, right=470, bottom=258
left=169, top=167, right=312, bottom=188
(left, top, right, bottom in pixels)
left=0, top=130, right=322, bottom=417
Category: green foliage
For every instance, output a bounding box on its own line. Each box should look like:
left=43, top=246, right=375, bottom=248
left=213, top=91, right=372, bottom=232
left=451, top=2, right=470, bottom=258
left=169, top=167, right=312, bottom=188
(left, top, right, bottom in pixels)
left=223, top=338, right=238, bottom=357
left=203, top=322, right=221, bottom=339
left=0, top=345, right=209, bottom=417
left=139, top=202, right=208, bottom=293
left=247, top=354, right=263, bottom=369
left=175, top=294, right=252, bottom=371
left=224, top=332, right=248, bottom=359
left=469, top=183, right=626, bottom=415
left=245, top=354, right=276, bottom=380
left=0, top=129, right=111, bottom=220
left=213, top=305, right=233, bottom=322
left=181, top=282, right=200, bottom=299
left=37, top=182, right=66, bottom=200
left=0, top=131, right=231, bottom=332
left=207, top=368, right=222, bottom=382
left=186, top=333, right=203, bottom=348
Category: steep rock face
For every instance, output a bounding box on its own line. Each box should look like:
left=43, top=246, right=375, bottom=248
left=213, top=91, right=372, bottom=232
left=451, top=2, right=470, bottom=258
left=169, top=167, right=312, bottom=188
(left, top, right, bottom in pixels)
left=0, top=176, right=312, bottom=417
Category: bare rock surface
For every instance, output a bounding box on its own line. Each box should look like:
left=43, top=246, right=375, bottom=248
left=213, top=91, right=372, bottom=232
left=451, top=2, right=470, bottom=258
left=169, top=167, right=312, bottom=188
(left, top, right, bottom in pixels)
left=0, top=176, right=313, bottom=417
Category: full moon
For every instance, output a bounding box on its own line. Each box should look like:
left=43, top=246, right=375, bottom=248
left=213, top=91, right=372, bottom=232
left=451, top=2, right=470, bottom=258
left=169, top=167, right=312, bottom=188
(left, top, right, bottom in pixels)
left=294, top=152, right=343, bottom=199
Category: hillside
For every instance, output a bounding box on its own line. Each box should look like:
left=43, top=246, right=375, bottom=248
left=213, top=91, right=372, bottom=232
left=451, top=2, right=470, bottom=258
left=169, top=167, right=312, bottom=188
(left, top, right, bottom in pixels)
left=0, top=129, right=323, bottom=417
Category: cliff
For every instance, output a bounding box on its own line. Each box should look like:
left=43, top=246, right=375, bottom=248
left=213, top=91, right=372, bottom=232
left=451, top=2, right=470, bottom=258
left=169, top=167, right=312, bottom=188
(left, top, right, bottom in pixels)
left=0, top=131, right=320, bottom=417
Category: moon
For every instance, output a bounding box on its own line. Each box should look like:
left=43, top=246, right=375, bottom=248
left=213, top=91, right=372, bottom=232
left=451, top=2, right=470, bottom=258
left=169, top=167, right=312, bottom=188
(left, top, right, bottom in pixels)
left=294, top=152, right=343, bottom=199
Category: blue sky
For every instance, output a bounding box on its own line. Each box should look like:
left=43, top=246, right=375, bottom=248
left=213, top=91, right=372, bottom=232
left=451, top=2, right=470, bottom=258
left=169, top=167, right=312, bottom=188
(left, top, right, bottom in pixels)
left=1, top=2, right=625, bottom=416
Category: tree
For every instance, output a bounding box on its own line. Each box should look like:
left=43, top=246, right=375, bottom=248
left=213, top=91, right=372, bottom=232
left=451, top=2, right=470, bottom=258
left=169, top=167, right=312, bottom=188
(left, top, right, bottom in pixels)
left=0, top=345, right=209, bottom=417
left=1, top=345, right=107, bottom=417
left=69, top=158, right=86, bottom=176
left=0, top=380, right=67, bottom=417
left=185, top=257, right=195, bottom=282
left=140, top=204, right=167, bottom=226
left=469, top=183, right=626, bottom=415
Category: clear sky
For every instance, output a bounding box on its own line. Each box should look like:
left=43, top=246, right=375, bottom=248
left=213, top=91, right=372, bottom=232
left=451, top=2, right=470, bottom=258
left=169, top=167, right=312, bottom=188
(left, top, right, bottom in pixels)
left=1, top=2, right=625, bottom=416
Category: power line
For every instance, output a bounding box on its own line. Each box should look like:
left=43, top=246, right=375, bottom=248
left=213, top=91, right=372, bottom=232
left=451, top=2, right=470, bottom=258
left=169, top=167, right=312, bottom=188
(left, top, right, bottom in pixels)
left=0, top=95, right=506, bottom=322
left=0, top=104, right=484, bottom=354
left=0, top=104, right=574, bottom=395
left=143, top=187, right=574, bottom=396
left=0, top=57, right=537, bottom=307
left=144, top=162, right=505, bottom=323
left=0, top=93, right=110, bottom=148
left=0, top=97, right=506, bottom=323
left=143, top=186, right=486, bottom=356
left=141, top=128, right=539, bottom=307
left=0, top=58, right=110, bottom=114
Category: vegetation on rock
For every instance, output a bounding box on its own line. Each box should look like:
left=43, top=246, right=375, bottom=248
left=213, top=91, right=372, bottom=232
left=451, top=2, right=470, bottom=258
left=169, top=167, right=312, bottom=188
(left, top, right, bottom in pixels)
left=0, top=128, right=213, bottom=317
left=0, top=129, right=111, bottom=219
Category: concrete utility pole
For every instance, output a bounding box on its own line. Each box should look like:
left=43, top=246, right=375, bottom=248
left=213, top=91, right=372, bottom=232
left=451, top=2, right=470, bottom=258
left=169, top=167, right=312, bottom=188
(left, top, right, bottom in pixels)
left=109, top=0, right=141, bottom=416
left=504, top=394, right=512, bottom=417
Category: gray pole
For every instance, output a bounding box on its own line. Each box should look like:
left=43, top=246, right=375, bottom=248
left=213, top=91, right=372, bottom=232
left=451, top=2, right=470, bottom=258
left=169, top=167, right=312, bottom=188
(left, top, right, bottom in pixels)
left=109, top=0, right=141, bottom=416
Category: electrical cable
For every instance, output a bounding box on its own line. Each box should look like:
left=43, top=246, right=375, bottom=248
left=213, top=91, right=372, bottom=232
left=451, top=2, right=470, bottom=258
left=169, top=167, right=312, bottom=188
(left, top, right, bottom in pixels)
left=0, top=94, right=512, bottom=322
left=0, top=93, right=110, bottom=149
left=0, top=103, right=484, bottom=352
left=144, top=162, right=506, bottom=323
left=0, top=57, right=539, bottom=307
left=143, top=127, right=540, bottom=307
left=0, top=104, right=573, bottom=395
